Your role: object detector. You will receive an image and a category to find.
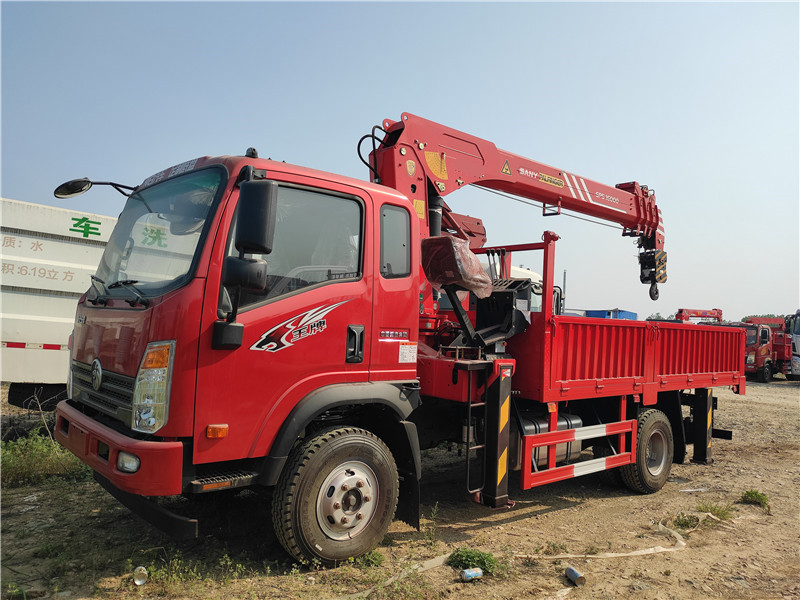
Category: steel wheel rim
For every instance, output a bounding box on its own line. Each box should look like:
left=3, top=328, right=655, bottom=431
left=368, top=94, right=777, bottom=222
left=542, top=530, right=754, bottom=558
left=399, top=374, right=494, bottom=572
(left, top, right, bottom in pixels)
left=646, top=429, right=668, bottom=476
left=316, top=460, right=379, bottom=541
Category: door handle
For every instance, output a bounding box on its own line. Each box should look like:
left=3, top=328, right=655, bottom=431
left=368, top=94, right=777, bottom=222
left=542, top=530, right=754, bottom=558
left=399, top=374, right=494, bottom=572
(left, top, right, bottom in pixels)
left=346, top=325, right=365, bottom=363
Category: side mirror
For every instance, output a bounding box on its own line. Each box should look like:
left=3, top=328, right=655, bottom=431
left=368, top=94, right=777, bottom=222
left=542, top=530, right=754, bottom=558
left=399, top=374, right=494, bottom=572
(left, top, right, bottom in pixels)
left=222, top=256, right=267, bottom=291
left=235, top=180, right=278, bottom=254
left=54, top=178, right=93, bottom=199
left=214, top=257, right=268, bottom=351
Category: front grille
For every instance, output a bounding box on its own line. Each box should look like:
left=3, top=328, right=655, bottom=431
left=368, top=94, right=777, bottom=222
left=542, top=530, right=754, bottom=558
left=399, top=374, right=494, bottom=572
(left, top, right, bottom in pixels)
left=71, top=360, right=135, bottom=426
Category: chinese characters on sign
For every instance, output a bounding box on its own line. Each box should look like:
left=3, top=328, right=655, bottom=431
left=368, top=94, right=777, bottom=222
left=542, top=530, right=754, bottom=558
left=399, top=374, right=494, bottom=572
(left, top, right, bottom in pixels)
left=69, top=217, right=102, bottom=238
left=2, top=236, right=45, bottom=251
left=1, top=261, right=74, bottom=281
left=142, top=226, right=168, bottom=248
left=1, top=235, right=75, bottom=281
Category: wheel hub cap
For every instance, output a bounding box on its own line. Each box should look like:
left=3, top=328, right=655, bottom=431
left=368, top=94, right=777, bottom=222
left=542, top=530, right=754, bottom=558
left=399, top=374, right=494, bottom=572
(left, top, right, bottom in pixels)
left=646, top=430, right=667, bottom=476
left=316, top=461, right=378, bottom=540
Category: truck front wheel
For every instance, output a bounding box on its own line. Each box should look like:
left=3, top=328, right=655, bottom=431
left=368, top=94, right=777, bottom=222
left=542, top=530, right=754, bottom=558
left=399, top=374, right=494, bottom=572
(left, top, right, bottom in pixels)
left=758, top=363, right=772, bottom=383
left=620, top=409, right=673, bottom=494
left=272, top=427, right=399, bottom=566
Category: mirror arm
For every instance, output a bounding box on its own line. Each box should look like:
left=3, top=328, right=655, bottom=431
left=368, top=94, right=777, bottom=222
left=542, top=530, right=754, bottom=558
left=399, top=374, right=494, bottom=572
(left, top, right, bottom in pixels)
left=226, top=287, right=241, bottom=323
left=88, top=181, right=137, bottom=197
left=109, top=183, right=135, bottom=197
left=225, top=247, right=251, bottom=323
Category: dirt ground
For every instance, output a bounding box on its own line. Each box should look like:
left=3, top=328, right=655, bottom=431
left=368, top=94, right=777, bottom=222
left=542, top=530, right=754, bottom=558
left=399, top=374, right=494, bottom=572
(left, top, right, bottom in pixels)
left=1, top=379, right=799, bottom=599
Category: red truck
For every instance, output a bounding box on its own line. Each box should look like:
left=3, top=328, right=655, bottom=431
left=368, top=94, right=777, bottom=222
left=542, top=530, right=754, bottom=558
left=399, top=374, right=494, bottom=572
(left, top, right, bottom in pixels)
left=740, top=317, right=793, bottom=382
left=53, top=113, right=745, bottom=566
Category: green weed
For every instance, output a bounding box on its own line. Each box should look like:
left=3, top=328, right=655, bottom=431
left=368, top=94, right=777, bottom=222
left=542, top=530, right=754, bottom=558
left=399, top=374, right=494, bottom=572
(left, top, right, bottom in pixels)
left=673, top=511, right=700, bottom=530
left=147, top=550, right=205, bottom=587
left=739, top=489, right=771, bottom=513
left=447, top=546, right=499, bottom=576
left=697, top=500, right=734, bottom=520
left=542, top=541, right=568, bottom=555
left=3, top=581, right=26, bottom=600
left=33, top=540, right=66, bottom=559
left=422, top=502, right=440, bottom=548
left=354, top=550, right=385, bottom=568
left=1, top=428, right=90, bottom=486
left=369, top=575, right=443, bottom=600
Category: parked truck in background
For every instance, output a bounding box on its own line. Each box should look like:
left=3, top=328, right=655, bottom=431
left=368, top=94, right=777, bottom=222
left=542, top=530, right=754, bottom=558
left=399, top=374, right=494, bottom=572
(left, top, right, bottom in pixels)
left=787, top=310, right=800, bottom=379
left=53, top=113, right=744, bottom=566
left=1, top=198, right=115, bottom=408
left=740, top=316, right=794, bottom=382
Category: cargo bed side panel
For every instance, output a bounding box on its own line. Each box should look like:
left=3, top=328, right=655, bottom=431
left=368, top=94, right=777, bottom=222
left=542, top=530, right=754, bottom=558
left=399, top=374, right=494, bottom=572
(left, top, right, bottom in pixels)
left=508, top=316, right=745, bottom=403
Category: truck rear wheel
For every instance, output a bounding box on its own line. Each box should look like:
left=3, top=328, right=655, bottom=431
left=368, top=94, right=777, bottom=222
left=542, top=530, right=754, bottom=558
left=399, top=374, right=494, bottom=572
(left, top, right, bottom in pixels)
left=272, top=427, right=398, bottom=567
left=620, top=409, right=673, bottom=494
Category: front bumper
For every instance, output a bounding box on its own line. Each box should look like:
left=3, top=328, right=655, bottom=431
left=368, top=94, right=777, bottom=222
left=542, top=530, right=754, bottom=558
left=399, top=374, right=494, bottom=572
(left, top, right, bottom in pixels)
left=55, top=400, right=184, bottom=496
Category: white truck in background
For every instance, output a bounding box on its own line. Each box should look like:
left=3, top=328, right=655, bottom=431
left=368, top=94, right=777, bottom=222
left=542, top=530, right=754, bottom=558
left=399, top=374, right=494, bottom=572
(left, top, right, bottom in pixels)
left=1, top=198, right=116, bottom=408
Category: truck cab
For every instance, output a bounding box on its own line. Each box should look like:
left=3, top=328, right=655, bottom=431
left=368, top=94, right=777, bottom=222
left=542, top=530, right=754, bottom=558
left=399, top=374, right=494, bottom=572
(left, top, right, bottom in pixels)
left=744, top=323, right=773, bottom=382
left=56, top=156, right=422, bottom=529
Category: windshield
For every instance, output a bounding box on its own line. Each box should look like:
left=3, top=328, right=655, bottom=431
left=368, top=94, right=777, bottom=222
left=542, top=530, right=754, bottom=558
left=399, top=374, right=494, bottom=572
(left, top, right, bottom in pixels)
left=94, top=168, right=225, bottom=299
left=745, top=326, right=757, bottom=346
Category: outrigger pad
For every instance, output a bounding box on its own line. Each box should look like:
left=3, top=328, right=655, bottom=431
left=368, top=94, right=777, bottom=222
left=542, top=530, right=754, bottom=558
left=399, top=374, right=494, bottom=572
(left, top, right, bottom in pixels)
left=421, top=235, right=492, bottom=299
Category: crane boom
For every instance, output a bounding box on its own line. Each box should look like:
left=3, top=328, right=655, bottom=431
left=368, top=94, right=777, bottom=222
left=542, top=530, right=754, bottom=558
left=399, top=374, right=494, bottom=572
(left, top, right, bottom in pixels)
left=369, top=112, right=667, bottom=299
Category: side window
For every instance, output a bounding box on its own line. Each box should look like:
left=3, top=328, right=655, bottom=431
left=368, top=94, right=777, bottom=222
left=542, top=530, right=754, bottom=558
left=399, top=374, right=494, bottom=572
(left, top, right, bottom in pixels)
left=380, top=205, right=410, bottom=278
left=224, top=185, right=362, bottom=310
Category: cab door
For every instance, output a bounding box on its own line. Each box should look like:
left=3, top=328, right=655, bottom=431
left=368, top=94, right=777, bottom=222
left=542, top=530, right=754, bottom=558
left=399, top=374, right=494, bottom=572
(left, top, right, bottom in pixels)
left=369, top=200, right=419, bottom=382
left=194, top=177, right=373, bottom=464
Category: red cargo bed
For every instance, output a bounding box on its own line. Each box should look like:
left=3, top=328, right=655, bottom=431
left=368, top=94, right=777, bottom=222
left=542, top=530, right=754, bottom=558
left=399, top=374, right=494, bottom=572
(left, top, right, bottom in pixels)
left=507, top=315, right=746, bottom=404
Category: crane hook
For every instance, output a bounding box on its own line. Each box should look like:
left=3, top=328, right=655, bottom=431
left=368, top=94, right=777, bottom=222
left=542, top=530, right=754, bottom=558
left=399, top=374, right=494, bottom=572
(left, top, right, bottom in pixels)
left=649, top=282, right=659, bottom=301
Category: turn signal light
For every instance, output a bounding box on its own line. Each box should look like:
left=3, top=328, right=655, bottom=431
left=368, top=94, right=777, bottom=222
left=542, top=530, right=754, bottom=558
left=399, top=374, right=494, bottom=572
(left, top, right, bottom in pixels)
left=141, top=344, right=171, bottom=369
left=206, top=424, right=229, bottom=439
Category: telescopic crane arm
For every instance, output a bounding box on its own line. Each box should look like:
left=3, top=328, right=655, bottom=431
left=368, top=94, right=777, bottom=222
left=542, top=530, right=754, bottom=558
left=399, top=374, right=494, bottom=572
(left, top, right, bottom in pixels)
left=367, top=112, right=667, bottom=300
left=676, top=308, right=723, bottom=323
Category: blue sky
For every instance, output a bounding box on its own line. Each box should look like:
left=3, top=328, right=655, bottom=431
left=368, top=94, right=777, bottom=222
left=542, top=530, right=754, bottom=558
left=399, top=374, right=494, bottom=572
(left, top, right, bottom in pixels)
left=2, top=1, right=798, bottom=320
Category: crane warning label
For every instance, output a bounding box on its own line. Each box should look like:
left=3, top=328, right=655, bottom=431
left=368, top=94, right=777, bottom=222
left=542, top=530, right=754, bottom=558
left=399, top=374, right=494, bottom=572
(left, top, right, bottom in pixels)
left=501, top=161, right=512, bottom=176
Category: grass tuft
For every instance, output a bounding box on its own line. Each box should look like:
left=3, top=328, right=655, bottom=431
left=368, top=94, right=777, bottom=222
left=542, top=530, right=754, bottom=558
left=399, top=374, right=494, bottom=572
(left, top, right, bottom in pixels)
left=1, top=428, right=91, bottom=486
left=353, top=550, right=385, bottom=569
left=447, top=546, right=498, bottom=576
left=697, top=500, right=734, bottom=520
left=739, top=489, right=771, bottom=513
left=673, top=512, right=700, bottom=530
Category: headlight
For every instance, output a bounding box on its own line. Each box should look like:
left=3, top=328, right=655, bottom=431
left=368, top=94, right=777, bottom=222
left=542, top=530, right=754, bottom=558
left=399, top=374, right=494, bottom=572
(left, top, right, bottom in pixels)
left=131, top=341, right=175, bottom=433
left=746, top=352, right=756, bottom=365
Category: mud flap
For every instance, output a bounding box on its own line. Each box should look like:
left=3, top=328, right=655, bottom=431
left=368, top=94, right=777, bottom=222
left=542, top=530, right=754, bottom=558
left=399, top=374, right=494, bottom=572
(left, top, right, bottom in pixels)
left=94, top=473, right=198, bottom=539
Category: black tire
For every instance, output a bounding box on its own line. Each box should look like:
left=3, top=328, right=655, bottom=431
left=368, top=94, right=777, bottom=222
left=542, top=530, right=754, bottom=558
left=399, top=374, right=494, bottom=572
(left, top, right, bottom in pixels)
left=620, top=409, right=673, bottom=494
left=593, top=444, right=624, bottom=487
left=272, top=427, right=398, bottom=566
left=758, top=363, right=771, bottom=383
